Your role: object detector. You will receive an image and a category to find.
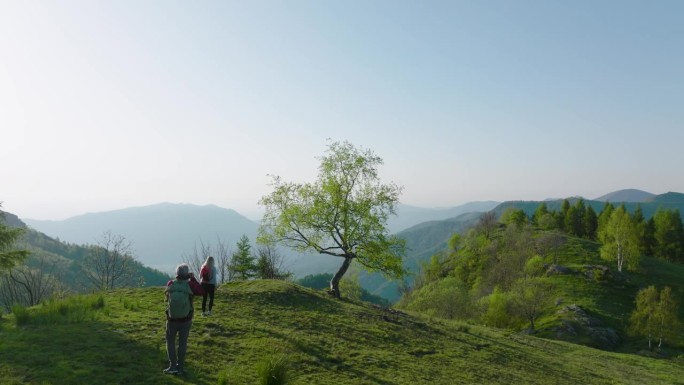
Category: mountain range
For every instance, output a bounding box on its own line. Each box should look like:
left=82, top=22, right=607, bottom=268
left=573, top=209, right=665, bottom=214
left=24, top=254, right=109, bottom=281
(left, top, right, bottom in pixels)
left=16, top=189, right=684, bottom=301
left=21, top=201, right=501, bottom=275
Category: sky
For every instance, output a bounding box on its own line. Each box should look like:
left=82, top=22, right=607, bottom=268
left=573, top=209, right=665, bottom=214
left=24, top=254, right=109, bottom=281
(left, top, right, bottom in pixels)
left=1, top=1, right=683, bottom=221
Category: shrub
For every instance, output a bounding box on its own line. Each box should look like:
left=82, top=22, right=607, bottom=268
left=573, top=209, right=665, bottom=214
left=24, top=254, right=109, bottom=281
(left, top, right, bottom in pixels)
left=14, top=294, right=105, bottom=326
left=11, top=305, right=30, bottom=326
left=256, top=355, right=291, bottom=385
left=217, top=370, right=230, bottom=385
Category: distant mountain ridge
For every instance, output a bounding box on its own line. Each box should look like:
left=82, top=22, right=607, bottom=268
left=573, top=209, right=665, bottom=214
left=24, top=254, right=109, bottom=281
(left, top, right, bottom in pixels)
left=22, top=201, right=499, bottom=275
left=387, top=201, right=498, bottom=233
left=494, top=191, right=684, bottom=220
left=593, top=189, right=656, bottom=202
left=24, top=202, right=260, bottom=273
left=19, top=189, right=684, bottom=300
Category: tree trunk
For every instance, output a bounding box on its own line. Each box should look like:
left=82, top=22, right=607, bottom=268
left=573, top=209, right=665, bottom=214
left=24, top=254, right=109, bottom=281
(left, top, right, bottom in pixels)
left=616, top=242, right=623, bottom=272
left=329, top=257, right=352, bottom=298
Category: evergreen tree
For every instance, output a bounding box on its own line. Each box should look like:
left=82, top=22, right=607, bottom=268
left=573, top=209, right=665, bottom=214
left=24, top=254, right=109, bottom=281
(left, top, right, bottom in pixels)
left=632, top=204, right=645, bottom=224
left=564, top=200, right=585, bottom=237
left=653, top=209, right=684, bottom=262
left=231, top=235, right=256, bottom=280
left=632, top=204, right=650, bottom=257
left=642, top=218, right=657, bottom=257
left=532, top=203, right=549, bottom=227
left=583, top=205, right=598, bottom=240
left=255, top=245, right=291, bottom=280
left=558, top=199, right=571, bottom=231
left=0, top=207, right=29, bottom=271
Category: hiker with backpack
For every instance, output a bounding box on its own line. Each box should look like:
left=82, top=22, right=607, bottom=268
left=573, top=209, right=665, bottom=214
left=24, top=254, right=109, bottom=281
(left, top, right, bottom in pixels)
left=164, top=263, right=204, bottom=375
left=200, top=256, right=218, bottom=316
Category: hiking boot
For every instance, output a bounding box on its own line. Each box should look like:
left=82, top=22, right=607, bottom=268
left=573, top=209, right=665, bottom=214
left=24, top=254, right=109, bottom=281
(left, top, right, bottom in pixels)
left=163, top=365, right=178, bottom=375
left=207, top=311, right=212, bottom=316
left=176, top=364, right=186, bottom=375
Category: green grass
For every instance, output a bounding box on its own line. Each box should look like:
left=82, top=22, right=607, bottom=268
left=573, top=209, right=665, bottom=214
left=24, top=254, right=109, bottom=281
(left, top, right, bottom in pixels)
left=1, top=280, right=683, bottom=384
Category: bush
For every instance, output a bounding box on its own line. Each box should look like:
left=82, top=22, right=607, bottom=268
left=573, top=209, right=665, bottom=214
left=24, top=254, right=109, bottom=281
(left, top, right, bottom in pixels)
left=256, top=355, right=291, bottom=385
left=217, top=370, right=230, bottom=385
left=13, top=294, right=106, bottom=326
left=11, top=305, right=30, bottom=326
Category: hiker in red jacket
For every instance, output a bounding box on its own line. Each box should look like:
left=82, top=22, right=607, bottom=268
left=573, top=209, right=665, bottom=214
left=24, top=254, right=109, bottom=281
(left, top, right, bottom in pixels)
left=200, top=256, right=218, bottom=316
left=163, top=263, right=204, bottom=375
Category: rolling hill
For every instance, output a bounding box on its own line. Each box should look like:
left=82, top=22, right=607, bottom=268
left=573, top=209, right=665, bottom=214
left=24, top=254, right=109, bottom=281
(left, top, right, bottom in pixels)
left=0, top=280, right=682, bottom=384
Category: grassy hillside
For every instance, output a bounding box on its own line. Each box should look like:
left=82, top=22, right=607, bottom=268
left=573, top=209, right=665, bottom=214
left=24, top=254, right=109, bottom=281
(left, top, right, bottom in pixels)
left=0, top=212, right=169, bottom=308
left=396, top=222, right=684, bottom=354
left=1, top=280, right=683, bottom=385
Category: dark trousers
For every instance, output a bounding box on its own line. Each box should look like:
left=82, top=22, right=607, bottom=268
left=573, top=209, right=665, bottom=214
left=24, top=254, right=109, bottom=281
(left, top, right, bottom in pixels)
left=201, top=283, right=215, bottom=312
left=166, top=319, right=192, bottom=367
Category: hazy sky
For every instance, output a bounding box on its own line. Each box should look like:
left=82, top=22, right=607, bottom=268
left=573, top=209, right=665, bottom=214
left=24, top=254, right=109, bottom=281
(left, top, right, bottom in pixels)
left=2, top=1, right=683, bottom=221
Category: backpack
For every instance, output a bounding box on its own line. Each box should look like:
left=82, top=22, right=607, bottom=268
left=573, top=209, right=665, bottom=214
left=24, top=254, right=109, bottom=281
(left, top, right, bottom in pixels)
left=201, top=265, right=211, bottom=282
left=166, top=279, right=193, bottom=319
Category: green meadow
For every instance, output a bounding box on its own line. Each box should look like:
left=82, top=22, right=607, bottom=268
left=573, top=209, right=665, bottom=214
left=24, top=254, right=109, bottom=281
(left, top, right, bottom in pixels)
left=1, top=279, right=683, bottom=385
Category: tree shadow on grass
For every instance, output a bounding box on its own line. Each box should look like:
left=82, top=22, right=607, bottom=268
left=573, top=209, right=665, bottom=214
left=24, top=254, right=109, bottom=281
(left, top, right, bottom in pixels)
left=0, top=318, right=208, bottom=385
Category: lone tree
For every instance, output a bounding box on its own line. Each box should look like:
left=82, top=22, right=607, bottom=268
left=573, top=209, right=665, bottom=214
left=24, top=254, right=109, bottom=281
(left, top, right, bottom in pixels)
left=258, top=141, right=406, bottom=298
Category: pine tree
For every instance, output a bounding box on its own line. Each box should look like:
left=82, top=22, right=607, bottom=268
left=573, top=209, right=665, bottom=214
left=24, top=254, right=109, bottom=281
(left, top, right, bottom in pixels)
left=0, top=207, right=29, bottom=271
left=653, top=209, right=684, bottom=262
left=230, top=235, right=256, bottom=280
left=583, top=205, right=598, bottom=240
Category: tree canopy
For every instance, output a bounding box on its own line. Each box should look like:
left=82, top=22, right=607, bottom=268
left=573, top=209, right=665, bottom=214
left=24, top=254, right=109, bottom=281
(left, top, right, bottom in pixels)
left=258, top=141, right=406, bottom=297
left=0, top=207, right=29, bottom=271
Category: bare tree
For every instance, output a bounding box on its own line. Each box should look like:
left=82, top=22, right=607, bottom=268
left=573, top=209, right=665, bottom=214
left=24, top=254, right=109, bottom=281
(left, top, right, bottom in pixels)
left=214, top=237, right=231, bottom=284
left=84, top=231, right=135, bottom=291
left=181, top=239, right=209, bottom=276
left=536, top=231, right=566, bottom=264
left=475, top=211, right=499, bottom=240
left=0, top=255, right=65, bottom=311
left=255, top=245, right=292, bottom=280
left=183, top=237, right=234, bottom=283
